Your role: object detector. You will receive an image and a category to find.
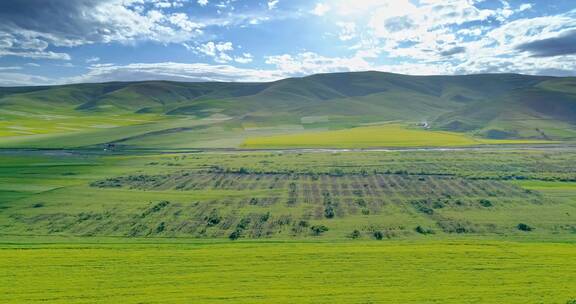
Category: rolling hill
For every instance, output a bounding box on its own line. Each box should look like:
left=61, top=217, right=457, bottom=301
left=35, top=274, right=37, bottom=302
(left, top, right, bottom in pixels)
left=1, top=71, right=576, bottom=148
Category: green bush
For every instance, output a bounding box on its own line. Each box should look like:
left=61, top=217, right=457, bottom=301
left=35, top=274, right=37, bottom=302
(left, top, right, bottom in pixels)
left=415, top=226, right=434, bottom=235
left=373, top=231, right=384, bottom=240
left=205, top=209, right=221, bottom=227
left=324, top=206, right=335, bottom=218
left=311, top=225, right=329, bottom=235
left=479, top=199, right=493, bottom=207
left=155, top=222, right=166, bottom=234
left=517, top=223, right=534, bottom=232
left=229, top=229, right=241, bottom=240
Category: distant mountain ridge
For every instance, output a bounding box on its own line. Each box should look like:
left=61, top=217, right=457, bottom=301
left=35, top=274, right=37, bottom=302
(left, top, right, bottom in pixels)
left=1, top=71, right=575, bottom=140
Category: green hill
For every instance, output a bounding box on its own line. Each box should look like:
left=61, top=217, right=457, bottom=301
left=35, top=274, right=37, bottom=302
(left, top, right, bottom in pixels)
left=1, top=72, right=575, bottom=148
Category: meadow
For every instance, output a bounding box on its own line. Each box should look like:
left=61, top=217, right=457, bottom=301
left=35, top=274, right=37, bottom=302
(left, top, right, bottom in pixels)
left=1, top=145, right=575, bottom=303
left=2, top=148, right=575, bottom=239
left=1, top=240, right=576, bottom=304
left=242, top=124, right=551, bottom=148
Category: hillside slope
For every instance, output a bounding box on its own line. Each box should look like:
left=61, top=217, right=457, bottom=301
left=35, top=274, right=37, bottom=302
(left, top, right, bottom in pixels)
left=1, top=72, right=575, bottom=147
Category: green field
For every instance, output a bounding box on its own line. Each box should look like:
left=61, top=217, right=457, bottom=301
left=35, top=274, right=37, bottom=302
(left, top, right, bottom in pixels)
left=2, top=149, right=575, bottom=239
left=1, top=240, right=575, bottom=303
left=0, top=148, right=574, bottom=304
left=1, top=146, right=576, bottom=303
left=243, top=124, right=549, bottom=148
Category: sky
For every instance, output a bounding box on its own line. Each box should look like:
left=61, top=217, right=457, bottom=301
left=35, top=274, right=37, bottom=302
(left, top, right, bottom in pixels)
left=0, top=0, right=575, bottom=86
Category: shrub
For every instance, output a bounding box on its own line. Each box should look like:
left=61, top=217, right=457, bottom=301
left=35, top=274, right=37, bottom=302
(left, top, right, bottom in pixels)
left=479, top=199, right=493, bottom=207
left=259, top=212, right=270, bottom=223
left=140, top=201, right=171, bottom=218
left=373, top=231, right=384, bottom=240
left=238, top=167, right=249, bottom=174
left=415, top=226, right=434, bottom=235
left=298, top=220, right=309, bottom=227
left=229, top=229, right=242, bottom=240
left=151, top=201, right=170, bottom=212
left=237, top=217, right=251, bottom=230
left=32, top=202, right=44, bottom=208
left=437, top=219, right=476, bottom=234
left=324, top=206, right=335, bottom=218
left=355, top=198, right=367, bottom=207
left=311, top=225, right=329, bottom=235
left=350, top=230, right=361, bottom=239
left=361, top=208, right=370, bottom=215
left=205, top=209, right=221, bottom=227
left=155, top=222, right=166, bottom=234
left=517, top=223, right=534, bottom=232
left=566, top=299, right=576, bottom=304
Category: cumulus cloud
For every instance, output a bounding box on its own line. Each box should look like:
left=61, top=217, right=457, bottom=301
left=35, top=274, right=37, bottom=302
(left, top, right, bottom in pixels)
left=337, top=22, right=357, bottom=41
left=307, top=0, right=576, bottom=76
left=312, top=3, right=330, bottom=16
left=234, top=53, right=254, bottom=64
left=268, top=0, right=279, bottom=10
left=265, top=52, right=372, bottom=76
left=0, top=0, right=209, bottom=60
left=193, top=41, right=235, bottom=63
left=2, top=0, right=576, bottom=86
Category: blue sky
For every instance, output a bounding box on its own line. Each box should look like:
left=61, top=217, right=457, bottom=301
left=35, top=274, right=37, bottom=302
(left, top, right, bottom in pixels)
left=0, top=0, right=575, bottom=86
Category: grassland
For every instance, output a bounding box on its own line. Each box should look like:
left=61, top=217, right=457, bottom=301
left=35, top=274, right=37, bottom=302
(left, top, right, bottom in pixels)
left=243, top=124, right=551, bottom=148
left=1, top=240, right=576, bottom=304
left=0, top=147, right=575, bottom=302
left=1, top=148, right=575, bottom=239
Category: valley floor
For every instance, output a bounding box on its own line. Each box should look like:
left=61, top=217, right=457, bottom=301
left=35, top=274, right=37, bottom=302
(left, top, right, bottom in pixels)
left=0, top=147, right=575, bottom=303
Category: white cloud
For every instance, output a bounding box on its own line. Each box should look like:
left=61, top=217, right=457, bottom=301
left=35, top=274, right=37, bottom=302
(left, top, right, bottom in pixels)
left=68, top=62, right=286, bottom=84
left=86, top=57, right=100, bottom=63
left=0, top=66, right=21, bottom=71
left=0, top=49, right=71, bottom=60
left=169, top=13, right=204, bottom=33
left=0, top=72, right=53, bottom=86
left=305, top=0, right=576, bottom=76
left=519, top=3, right=533, bottom=12
left=235, top=53, right=253, bottom=64
left=312, top=3, right=330, bottom=16
left=265, top=52, right=372, bottom=75
left=194, top=41, right=235, bottom=63
left=337, top=22, right=356, bottom=41
left=197, top=0, right=208, bottom=6
left=268, top=0, right=279, bottom=10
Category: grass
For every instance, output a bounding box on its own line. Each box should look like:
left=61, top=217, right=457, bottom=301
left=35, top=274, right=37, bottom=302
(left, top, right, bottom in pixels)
left=1, top=149, right=575, bottom=239
left=1, top=148, right=575, bottom=303
left=242, top=124, right=550, bottom=148
left=1, top=240, right=575, bottom=303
